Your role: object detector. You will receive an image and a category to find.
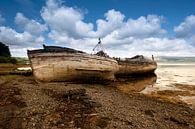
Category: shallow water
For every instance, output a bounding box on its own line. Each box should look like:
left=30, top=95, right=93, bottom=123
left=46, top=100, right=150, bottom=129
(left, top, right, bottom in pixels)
left=143, top=63, right=195, bottom=91
left=116, top=62, right=195, bottom=108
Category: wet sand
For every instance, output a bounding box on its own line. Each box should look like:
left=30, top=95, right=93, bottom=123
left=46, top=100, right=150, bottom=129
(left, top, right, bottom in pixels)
left=141, top=63, right=195, bottom=109
left=0, top=75, right=195, bottom=129
left=114, top=63, right=195, bottom=109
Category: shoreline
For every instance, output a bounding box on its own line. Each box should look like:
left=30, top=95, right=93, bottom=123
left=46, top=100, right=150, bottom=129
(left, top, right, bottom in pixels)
left=0, top=75, right=194, bottom=129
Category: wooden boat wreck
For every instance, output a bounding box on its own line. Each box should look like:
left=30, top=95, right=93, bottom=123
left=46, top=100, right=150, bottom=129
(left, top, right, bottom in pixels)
left=115, top=55, right=157, bottom=77
left=27, top=44, right=118, bottom=82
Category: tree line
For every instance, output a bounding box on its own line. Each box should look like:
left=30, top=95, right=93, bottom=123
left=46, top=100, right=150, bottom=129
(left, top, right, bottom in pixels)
left=0, top=42, right=17, bottom=64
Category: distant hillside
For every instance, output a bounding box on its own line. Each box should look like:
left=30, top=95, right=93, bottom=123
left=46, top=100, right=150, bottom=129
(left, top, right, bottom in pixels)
left=15, top=57, right=29, bottom=64
left=0, top=42, right=17, bottom=64
left=156, top=56, right=195, bottom=63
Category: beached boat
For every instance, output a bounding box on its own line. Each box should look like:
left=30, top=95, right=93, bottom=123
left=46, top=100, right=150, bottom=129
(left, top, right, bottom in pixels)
left=115, top=55, right=157, bottom=76
left=27, top=45, right=118, bottom=82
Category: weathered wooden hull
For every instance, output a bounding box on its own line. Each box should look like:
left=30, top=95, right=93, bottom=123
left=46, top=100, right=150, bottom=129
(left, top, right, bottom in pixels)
left=28, top=52, right=118, bottom=82
left=116, top=57, right=157, bottom=76
left=116, top=63, right=157, bottom=75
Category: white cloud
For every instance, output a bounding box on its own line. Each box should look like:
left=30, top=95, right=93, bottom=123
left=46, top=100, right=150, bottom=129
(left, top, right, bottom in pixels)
left=0, top=14, right=5, bottom=24
left=0, top=26, right=44, bottom=56
left=0, top=26, right=33, bottom=46
left=174, top=15, right=195, bottom=38
left=95, top=9, right=125, bottom=37
left=0, top=12, right=47, bottom=57
left=1, top=0, right=195, bottom=57
left=41, top=0, right=166, bottom=43
left=41, top=0, right=94, bottom=39
left=174, top=15, right=195, bottom=46
left=38, top=0, right=194, bottom=57
left=64, top=37, right=194, bottom=58
left=9, top=47, right=38, bottom=57
left=0, top=26, right=44, bottom=46
left=15, top=12, right=48, bottom=35
left=115, top=15, right=166, bottom=39
left=96, top=13, right=166, bottom=39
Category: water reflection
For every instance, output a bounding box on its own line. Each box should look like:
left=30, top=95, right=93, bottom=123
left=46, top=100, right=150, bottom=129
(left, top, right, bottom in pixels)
left=115, top=64, right=195, bottom=109
left=115, top=74, right=157, bottom=93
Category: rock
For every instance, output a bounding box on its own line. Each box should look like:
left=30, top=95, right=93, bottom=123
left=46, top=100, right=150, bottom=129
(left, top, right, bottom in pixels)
left=46, top=112, right=62, bottom=125
left=22, top=122, right=27, bottom=128
left=189, top=124, right=195, bottom=129
left=32, top=123, right=36, bottom=126
left=144, top=110, right=155, bottom=117
left=95, top=117, right=110, bottom=128
left=60, top=123, right=65, bottom=127
left=51, top=126, right=58, bottom=129
left=63, top=88, right=86, bottom=98
left=169, top=116, right=189, bottom=126
left=15, top=110, right=21, bottom=115
left=182, top=110, right=189, bottom=115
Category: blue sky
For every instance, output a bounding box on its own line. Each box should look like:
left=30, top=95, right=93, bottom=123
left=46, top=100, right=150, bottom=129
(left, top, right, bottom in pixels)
left=0, top=0, right=195, bottom=57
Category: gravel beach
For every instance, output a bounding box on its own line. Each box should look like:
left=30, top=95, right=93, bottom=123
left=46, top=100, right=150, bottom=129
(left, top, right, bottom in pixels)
left=0, top=75, right=195, bottom=129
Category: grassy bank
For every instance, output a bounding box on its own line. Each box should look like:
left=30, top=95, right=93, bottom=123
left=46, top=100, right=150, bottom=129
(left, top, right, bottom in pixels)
left=0, top=56, right=17, bottom=64
left=0, top=63, right=31, bottom=75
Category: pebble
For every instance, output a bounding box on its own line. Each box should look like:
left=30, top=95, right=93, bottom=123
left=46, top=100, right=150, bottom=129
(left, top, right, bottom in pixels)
left=2, top=76, right=194, bottom=129
left=22, top=122, right=27, bottom=128
left=51, top=126, right=58, bottom=129
left=60, top=124, right=64, bottom=127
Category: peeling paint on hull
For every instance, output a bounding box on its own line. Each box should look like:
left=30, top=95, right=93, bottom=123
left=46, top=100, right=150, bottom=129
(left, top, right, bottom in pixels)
left=28, top=52, right=118, bottom=82
left=116, top=63, right=157, bottom=75
left=116, top=57, right=157, bottom=76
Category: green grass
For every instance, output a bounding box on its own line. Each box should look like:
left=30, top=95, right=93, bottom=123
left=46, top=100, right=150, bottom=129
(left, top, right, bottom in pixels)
left=0, top=56, right=17, bottom=64
left=0, top=63, right=30, bottom=75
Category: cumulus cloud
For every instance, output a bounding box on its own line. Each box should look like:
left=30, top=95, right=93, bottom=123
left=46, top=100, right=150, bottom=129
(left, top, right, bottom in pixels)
left=0, top=12, right=47, bottom=56
left=174, top=15, right=195, bottom=46
left=1, top=0, right=195, bottom=57
left=12, top=12, right=46, bottom=46
left=41, top=0, right=94, bottom=39
left=38, top=0, right=177, bottom=57
left=0, top=26, right=44, bottom=46
left=41, top=0, right=166, bottom=44
left=111, top=38, right=195, bottom=57
left=0, top=26, right=32, bottom=46
left=66, top=37, right=194, bottom=58
left=0, top=26, right=44, bottom=56
left=174, top=15, right=195, bottom=38
left=96, top=12, right=166, bottom=39
left=15, top=12, right=48, bottom=35
left=95, top=9, right=125, bottom=37
left=115, top=15, right=166, bottom=39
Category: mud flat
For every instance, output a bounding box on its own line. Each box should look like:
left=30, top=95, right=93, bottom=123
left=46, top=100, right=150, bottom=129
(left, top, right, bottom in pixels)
left=0, top=75, right=194, bottom=129
left=140, top=63, right=195, bottom=109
